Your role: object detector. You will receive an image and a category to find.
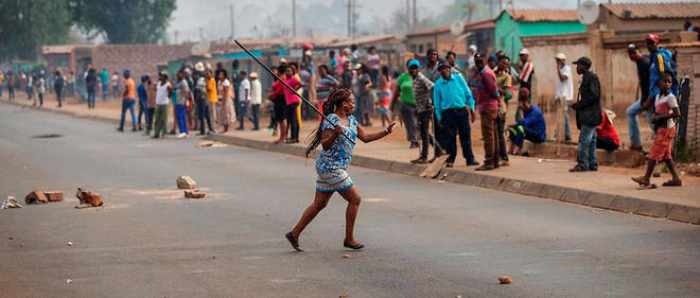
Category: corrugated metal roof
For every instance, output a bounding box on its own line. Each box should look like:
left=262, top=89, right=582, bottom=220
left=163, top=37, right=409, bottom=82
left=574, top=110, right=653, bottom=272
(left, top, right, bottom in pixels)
left=326, top=35, right=400, bottom=48
left=464, top=19, right=496, bottom=31
left=506, top=9, right=579, bottom=22
left=603, top=2, right=700, bottom=20
left=405, top=26, right=450, bottom=37
left=42, top=44, right=93, bottom=55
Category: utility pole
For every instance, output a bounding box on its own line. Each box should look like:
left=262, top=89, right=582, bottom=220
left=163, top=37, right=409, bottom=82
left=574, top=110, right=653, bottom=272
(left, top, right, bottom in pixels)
left=292, top=0, right=297, bottom=37
left=412, top=0, right=417, bottom=31
left=234, top=3, right=236, bottom=39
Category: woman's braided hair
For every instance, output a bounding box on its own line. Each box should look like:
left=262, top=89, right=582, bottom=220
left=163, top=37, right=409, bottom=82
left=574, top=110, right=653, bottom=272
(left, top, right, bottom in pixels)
left=305, top=88, right=353, bottom=157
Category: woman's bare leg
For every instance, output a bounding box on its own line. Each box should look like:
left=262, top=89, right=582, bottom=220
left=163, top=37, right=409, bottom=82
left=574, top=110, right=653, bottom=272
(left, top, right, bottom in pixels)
left=276, top=121, right=287, bottom=144
left=338, top=186, right=362, bottom=245
left=291, top=191, right=333, bottom=238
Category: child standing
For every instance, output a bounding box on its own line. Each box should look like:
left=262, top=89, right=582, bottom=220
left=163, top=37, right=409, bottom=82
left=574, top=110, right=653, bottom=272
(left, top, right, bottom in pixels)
left=632, top=73, right=682, bottom=187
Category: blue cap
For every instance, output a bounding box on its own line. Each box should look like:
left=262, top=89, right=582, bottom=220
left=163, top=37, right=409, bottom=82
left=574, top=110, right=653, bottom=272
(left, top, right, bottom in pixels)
left=407, top=59, right=421, bottom=69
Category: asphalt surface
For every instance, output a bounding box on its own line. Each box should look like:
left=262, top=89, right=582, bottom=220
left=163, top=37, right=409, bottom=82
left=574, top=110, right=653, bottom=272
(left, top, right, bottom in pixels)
left=1, top=103, right=699, bottom=298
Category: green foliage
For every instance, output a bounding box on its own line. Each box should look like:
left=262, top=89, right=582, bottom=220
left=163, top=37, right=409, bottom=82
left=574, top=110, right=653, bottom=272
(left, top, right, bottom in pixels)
left=0, top=0, right=72, bottom=60
left=69, top=0, right=177, bottom=44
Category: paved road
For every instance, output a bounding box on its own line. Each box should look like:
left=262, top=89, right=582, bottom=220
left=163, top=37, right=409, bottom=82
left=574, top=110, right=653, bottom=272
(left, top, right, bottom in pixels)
left=1, top=103, right=699, bottom=298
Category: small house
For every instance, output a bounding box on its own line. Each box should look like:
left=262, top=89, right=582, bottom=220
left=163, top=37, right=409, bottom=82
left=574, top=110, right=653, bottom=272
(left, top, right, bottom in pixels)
left=495, top=9, right=586, bottom=61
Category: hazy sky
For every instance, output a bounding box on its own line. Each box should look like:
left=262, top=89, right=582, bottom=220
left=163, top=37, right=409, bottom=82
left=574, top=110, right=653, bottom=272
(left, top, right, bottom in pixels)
left=168, top=0, right=581, bottom=42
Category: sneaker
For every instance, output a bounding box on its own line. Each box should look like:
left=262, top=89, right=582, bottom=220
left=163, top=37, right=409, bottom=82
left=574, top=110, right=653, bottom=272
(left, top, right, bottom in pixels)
left=631, top=176, right=650, bottom=186
left=475, top=164, right=496, bottom=171
left=177, top=133, right=187, bottom=139
left=662, top=179, right=682, bottom=187
left=466, top=161, right=480, bottom=167
left=569, top=165, right=588, bottom=172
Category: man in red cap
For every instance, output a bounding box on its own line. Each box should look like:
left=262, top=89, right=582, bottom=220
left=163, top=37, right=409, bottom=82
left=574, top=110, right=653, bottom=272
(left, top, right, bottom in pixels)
left=645, top=34, right=678, bottom=107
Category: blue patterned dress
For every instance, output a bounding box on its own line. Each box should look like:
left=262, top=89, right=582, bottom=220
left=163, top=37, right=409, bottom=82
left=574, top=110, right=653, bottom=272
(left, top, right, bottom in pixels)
left=315, top=113, right=358, bottom=193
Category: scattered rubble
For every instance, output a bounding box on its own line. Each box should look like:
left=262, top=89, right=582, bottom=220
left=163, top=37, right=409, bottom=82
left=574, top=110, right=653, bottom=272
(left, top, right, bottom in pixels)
left=25, top=191, right=48, bottom=204
left=1, top=196, right=23, bottom=209
left=75, top=188, right=104, bottom=209
left=44, top=191, right=64, bottom=202
left=498, top=276, right=513, bottom=285
left=177, top=176, right=198, bottom=190
left=197, top=141, right=228, bottom=148
left=67, top=241, right=73, bottom=247
left=66, top=279, right=72, bottom=285
left=184, top=190, right=207, bottom=199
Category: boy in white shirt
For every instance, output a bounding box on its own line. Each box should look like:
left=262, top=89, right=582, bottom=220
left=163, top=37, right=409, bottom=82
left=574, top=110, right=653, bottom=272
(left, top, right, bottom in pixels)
left=237, top=71, right=251, bottom=130
left=249, top=72, right=262, bottom=130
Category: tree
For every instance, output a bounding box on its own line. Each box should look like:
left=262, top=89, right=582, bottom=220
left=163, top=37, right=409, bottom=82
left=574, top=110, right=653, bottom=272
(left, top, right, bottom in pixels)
left=0, top=0, right=72, bottom=60
left=69, top=0, right=176, bottom=44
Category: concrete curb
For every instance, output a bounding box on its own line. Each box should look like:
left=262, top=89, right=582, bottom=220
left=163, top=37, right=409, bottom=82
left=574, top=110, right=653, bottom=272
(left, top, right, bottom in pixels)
left=208, top=133, right=700, bottom=225
left=4, top=100, right=697, bottom=225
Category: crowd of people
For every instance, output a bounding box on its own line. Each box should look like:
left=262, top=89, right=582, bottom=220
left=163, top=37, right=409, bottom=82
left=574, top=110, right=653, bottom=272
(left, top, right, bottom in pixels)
left=0, top=32, right=683, bottom=187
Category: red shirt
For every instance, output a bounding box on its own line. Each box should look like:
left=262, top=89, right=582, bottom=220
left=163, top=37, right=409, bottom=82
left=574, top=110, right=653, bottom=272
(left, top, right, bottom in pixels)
left=283, top=75, right=302, bottom=105
left=597, top=112, right=620, bottom=146
left=475, top=66, right=500, bottom=112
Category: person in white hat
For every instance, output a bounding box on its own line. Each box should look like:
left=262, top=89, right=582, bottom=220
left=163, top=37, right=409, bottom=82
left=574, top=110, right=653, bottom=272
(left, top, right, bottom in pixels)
left=516, top=48, right=534, bottom=93
left=249, top=72, right=262, bottom=130
left=554, top=52, right=574, bottom=143
left=466, top=44, right=478, bottom=70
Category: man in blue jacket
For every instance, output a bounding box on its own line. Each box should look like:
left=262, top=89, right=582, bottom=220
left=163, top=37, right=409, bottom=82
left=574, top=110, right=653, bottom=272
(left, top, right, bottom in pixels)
left=432, top=62, right=478, bottom=168
left=645, top=34, right=678, bottom=104
left=508, top=88, right=546, bottom=155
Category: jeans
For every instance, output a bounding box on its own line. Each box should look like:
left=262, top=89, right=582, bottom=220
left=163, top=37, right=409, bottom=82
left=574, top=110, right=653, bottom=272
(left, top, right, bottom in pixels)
left=441, top=108, right=476, bottom=164
left=137, top=100, right=146, bottom=128
left=119, top=99, right=137, bottom=130
left=577, top=125, right=598, bottom=170
left=153, top=105, right=168, bottom=138
left=480, top=110, right=499, bottom=167
left=145, top=107, right=155, bottom=132
left=196, top=99, right=213, bottom=134
left=102, top=84, right=109, bottom=100
left=87, top=89, right=96, bottom=108
left=286, top=103, right=300, bottom=141
left=55, top=87, right=63, bottom=107
left=554, top=97, right=572, bottom=141
left=399, top=103, right=418, bottom=144
left=238, top=101, right=248, bottom=129
left=626, top=98, right=653, bottom=148
left=175, top=104, right=188, bottom=134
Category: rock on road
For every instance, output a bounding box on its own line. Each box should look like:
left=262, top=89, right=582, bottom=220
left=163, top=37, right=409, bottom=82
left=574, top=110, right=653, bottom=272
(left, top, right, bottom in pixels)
left=0, top=103, right=699, bottom=298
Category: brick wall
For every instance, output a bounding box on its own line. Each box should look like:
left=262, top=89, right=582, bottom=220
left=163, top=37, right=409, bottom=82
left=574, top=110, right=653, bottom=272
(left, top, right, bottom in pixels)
left=91, top=44, right=193, bottom=80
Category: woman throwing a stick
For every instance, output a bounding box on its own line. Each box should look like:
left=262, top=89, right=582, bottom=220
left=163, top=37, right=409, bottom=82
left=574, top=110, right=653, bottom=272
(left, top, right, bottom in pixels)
left=286, top=88, right=396, bottom=251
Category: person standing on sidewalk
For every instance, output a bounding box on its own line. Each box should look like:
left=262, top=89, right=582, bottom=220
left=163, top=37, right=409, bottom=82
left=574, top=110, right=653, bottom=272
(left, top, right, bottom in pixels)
left=516, top=48, right=535, bottom=94
left=35, top=72, right=46, bottom=107
left=395, top=59, right=419, bottom=149
left=217, top=70, right=235, bottom=133
left=554, top=53, right=574, bottom=143
left=194, top=64, right=214, bottom=135
left=237, top=71, right=251, bottom=130
left=145, top=76, right=157, bottom=135
left=99, top=68, right=109, bottom=100
left=118, top=70, right=137, bottom=132
left=175, top=71, right=191, bottom=138
left=283, top=65, right=302, bottom=143
left=249, top=72, right=262, bottom=131
left=286, top=88, right=397, bottom=252
left=86, top=67, right=98, bottom=109
left=137, top=75, right=148, bottom=131
left=625, top=44, right=652, bottom=152
left=53, top=70, right=65, bottom=108
left=495, top=56, right=513, bottom=165
left=632, top=74, right=683, bottom=188
left=570, top=57, right=602, bottom=172
left=205, top=69, right=219, bottom=129
left=153, top=72, right=172, bottom=139
left=433, top=62, right=478, bottom=168
left=410, top=59, right=435, bottom=165
left=474, top=54, right=501, bottom=171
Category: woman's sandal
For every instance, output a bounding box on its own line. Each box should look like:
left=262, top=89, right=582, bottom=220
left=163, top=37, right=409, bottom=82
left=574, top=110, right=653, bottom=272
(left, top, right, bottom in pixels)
left=662, top=179, right=682, bottom=187
left=285, top=232, right=303, bottom=252
left=343, top=240, right=365, bottom=250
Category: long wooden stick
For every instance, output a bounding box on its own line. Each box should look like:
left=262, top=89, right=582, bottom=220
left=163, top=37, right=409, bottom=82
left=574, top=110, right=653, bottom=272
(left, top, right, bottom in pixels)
left=234, top=40, right=355, bottom=145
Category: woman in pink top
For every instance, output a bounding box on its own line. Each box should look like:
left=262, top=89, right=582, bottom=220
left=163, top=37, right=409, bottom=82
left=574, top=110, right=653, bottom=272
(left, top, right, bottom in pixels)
left=283, top=65, right=302, bottom=143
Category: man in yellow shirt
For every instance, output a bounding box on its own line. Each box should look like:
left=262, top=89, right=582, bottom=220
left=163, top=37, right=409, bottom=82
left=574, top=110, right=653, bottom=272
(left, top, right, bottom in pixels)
left=118, top=70, right=138, bottom=132
left=206, top=69, right=218, bottom=125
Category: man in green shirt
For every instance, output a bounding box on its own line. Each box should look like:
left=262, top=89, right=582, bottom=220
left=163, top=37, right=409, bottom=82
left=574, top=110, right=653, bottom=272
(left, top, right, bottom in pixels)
left=394, top=59, right=419, bottom=148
